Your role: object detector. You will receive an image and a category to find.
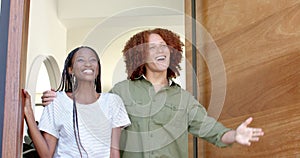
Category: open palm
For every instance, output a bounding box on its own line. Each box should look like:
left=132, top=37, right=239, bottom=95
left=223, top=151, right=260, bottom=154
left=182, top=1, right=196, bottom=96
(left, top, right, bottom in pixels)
left=235, top=117, right=264, bottom=146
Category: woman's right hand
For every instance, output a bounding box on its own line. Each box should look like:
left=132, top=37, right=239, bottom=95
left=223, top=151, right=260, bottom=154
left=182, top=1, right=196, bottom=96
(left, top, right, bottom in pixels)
left=41, top=89, right=56, bottom=106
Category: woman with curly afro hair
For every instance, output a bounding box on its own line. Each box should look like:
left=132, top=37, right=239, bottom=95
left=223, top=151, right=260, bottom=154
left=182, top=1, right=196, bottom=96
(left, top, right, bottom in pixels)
left=111, top=28, right=263, bottom=158
left=123, top=28, right=183, bottom=82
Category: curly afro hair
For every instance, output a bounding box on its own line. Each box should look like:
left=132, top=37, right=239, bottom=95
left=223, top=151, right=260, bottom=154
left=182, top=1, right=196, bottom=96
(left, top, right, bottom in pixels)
left=122, top=28, right=184, bottom=80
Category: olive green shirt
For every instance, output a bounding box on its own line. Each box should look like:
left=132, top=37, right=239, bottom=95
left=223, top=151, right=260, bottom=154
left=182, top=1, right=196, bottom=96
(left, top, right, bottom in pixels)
left=110, top=77, right=231, bottom=158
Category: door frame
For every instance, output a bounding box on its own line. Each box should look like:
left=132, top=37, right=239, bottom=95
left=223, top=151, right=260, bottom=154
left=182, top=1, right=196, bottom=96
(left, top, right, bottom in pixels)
left=1, top=0, right=30, bottom=157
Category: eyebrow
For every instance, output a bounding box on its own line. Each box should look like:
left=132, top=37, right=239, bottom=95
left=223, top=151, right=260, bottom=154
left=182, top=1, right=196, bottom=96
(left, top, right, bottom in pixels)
left=149, top=42, right=166, bottom=45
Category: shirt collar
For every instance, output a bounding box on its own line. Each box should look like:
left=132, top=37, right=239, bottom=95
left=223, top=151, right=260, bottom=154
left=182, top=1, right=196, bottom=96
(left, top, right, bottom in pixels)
left=137, top=75, right=179, bottom=87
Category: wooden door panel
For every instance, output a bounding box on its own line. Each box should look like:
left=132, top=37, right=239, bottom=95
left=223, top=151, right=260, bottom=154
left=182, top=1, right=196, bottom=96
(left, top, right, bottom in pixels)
left=206, top=103, right=300, bottom=157
left=2, top=0, right=30, bottom=157
left=185, top=0, right=300, bottom=157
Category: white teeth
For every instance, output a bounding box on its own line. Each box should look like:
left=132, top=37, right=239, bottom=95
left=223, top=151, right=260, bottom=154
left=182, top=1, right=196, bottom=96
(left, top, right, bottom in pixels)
left=83, top=69, right=93, bottom=73
left=156, top=56, right=166, bottom=61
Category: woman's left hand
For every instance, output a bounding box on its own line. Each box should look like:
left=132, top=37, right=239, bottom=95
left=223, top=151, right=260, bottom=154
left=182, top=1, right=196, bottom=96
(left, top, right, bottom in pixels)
left=22, top=89, right=33, bottom=116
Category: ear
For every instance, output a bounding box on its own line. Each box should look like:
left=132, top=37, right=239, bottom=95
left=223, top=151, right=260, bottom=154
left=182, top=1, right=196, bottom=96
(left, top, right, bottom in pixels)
left=68, top=67, right=73, bottom=75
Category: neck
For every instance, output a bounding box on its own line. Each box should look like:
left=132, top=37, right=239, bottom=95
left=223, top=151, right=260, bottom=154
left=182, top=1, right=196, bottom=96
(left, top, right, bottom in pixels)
left=72, top=81, right=99, bottom=104
left=145, top=71, right=169, bottom=92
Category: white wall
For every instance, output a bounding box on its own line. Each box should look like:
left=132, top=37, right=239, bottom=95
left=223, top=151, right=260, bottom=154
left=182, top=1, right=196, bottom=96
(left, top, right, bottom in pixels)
left=26, top=0, right=67, bottom=92
left=26, top=0, right=67, bottom=124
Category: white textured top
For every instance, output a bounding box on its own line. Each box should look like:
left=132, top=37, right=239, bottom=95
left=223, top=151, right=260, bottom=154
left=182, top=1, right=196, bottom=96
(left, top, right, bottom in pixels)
left=38, top=91, right=131, bottom=158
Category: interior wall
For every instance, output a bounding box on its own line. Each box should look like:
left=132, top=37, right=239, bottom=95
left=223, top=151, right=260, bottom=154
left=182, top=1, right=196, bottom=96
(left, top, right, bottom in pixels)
left=185, top=0, right=300, bottom=157
left=27, top=0, right=67, bottom=86
left=25, top=0, right=67, bottom=138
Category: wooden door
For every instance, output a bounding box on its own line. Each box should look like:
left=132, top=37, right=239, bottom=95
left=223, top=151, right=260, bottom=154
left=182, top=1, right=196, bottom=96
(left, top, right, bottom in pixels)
left=1, top=0, right=30, bottom=157
left=185, top=0, right=300, bottom=157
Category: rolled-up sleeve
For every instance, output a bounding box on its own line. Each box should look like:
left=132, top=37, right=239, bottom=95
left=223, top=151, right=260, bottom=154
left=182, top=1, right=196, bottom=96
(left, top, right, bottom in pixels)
left=187, top=96, right=231, bottom=147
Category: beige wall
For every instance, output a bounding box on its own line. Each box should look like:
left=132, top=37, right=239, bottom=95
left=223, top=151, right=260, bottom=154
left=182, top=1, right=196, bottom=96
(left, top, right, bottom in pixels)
left=27, top=0, right=67, bottom=71
left=26, top=0, right=67, bottom=93
left=25, top=0, right=67, bottom=124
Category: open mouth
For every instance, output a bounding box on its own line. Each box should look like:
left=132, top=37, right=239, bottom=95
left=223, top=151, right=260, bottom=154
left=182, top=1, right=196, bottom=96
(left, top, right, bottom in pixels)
left=155, top=56, right=166, bottom=61
left=83, top=69, right=93, bottom=74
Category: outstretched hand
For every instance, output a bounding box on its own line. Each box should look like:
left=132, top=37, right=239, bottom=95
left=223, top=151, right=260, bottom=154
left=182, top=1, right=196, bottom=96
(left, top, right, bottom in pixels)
left=235, top=117, right=264, bottom=146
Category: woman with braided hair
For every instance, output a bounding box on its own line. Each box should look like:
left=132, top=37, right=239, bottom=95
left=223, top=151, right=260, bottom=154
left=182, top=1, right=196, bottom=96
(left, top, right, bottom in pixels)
left=23, top=46, right=131, bottom=158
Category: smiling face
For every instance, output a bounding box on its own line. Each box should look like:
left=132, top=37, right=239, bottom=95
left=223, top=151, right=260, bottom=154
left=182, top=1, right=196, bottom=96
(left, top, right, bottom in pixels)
left=145, top=33, right=170, bottom=74
left=69, top=47, right=99, bottom=83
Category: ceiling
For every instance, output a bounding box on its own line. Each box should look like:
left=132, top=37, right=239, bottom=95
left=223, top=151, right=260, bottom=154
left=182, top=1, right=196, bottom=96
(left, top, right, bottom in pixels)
left=57, top=0, right=185, bottom=29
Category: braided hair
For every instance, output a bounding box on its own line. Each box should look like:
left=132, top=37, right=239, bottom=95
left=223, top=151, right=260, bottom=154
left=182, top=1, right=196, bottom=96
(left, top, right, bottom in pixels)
left=56, top=46, right=102, bottom=157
